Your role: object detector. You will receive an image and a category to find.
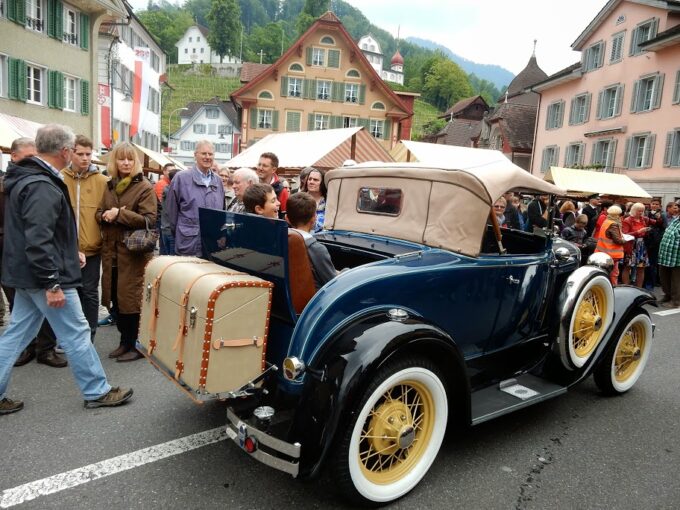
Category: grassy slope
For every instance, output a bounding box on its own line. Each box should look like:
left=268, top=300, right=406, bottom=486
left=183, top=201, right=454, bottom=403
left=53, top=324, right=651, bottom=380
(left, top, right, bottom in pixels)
left=162, top=65, right=442, bottom=141
left=163, top=65, right=242, bottom=137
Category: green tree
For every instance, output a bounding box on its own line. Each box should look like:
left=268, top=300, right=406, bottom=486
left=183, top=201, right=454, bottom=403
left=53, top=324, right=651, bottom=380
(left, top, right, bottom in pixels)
left=423, top=57, right=474, bottom=111
left=137, top=7, right=194, bottom=64
left=245, top=21, right=291, bottom=63
left=296, top=0, right=329, bottom=35
left=184, top=0, right=211, bottom=26
left=207, top=0, right=242, bottom=63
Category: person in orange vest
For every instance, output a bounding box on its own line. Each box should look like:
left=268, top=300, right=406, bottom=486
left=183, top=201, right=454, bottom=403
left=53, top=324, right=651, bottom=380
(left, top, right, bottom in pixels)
left=595, top=205, right=626, bottom=286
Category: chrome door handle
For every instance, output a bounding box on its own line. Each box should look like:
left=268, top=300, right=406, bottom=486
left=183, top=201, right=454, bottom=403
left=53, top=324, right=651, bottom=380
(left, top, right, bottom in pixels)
left=506, top=276, right=520, bottom=285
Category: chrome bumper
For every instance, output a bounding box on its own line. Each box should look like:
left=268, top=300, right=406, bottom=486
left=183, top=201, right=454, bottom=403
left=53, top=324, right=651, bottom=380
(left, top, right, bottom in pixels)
left=225, top=408, right=301, bottom=477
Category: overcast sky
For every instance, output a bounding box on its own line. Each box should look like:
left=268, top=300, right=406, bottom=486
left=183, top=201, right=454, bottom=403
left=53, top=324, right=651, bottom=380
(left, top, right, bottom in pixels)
left=342, top=0, right=605, bottom=75
left=127, top=0, right=606, bottom=76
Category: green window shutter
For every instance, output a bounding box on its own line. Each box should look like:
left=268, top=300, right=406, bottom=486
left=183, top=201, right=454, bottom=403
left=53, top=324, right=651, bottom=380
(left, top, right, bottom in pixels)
left=568, top=98, right=576, bottom=125
left=80, top=13, right=89, bottom=50
left=595, top=90, right=603, bottom=119
left=328, top=49, right=340, bottom=68
left=629, top=27, right=639, bottom=56
left=584, top=93, right=591, bottom=122
left=653, top=73, right=664, bottom=109
left=674, top=70, right=680, bottom=104
left=8, top=58, right=27, bottom=102
left=302, top=78, right=310, bottom=99
left=286, top=112, right=300, bottom=132
left=308, top=113, right=314, bottom=131
left=7, top=58, right=18, bottom=99
left=330, top=115, right=342, bottom=129
left=331, top=81, right=343, bottom=102
left=358, top=84, right=366, bottom=105
left=56, top=71, right=64, bottom=109
left=47, top=0, right=55, bottom=37
left=250, top=108, right=258, bottom=129
left=644, top=134, right=656, bottom=168
left=272, top=110, right=279, bottom=131
left=614, top=84, right=624, bottom=116
left=280, top=76, right=288, bottom=97
left=306, top=47, right=313, bottom=66
left=8, top=0, right=27, bottom=25
left=630, top=80, right=639, bottom=113
left=384, top=119, right=392, bottom=139
left=663, top=132, right=674, bottom=167
left=80, top=79, right=90, bottom=115
left=55, top=2, right=64, bottom=40
left=623, top=138, right=631, bottom=168
left=357, top=118, right=369, bottom=129
left=47, top=70, right=55, bottom=108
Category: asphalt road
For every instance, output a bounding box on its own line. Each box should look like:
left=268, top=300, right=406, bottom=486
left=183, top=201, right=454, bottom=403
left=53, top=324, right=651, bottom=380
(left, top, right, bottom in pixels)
left=2, top=303, right=679, bottom=510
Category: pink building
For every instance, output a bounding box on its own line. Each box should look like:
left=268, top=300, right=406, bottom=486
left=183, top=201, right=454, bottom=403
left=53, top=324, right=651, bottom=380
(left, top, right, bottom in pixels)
left=531, top=0, right=680, bottom=203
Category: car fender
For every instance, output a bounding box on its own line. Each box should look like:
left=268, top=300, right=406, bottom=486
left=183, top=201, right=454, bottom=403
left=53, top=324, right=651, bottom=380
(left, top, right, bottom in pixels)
left=586, top=285, right=656, bottom=382
left=546, top=284, right=655, bottom=386
left=553, top=265, right=614, bottom=370
left=288, top=310, right=469, bottom=479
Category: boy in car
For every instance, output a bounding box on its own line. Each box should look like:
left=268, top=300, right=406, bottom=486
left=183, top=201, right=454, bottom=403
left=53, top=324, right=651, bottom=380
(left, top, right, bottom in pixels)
left=243, top=183, right=280, bottom=219
left=286, top=192, right=336, bottom=290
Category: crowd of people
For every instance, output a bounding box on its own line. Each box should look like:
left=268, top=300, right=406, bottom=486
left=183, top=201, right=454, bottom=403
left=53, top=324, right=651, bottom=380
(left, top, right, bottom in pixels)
left=554, top=195, right=680, bottom=307
left=0, top=125, right=335, bottom=416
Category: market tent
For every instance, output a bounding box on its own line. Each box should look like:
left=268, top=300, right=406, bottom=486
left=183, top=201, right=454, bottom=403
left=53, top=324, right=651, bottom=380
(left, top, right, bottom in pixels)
left=544, top=166, right=651, bottom=199
left=100, top=143, right=186, bottom=174
left=391, top=140, right=520, bottom=171
left=224, top=127, right=393, bottom=173
left=0, top=113, right=43, bottom=151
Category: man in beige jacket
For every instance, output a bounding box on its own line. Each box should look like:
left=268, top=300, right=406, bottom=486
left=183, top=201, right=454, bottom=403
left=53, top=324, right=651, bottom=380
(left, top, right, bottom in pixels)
left=61, top=135, right=109, bottom=341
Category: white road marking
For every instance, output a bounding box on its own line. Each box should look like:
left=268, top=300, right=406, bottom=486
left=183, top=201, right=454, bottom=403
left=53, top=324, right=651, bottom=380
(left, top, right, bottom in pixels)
left=1, top=427, right=227, bottom=508
left=653, top=308, right=680, bottom=316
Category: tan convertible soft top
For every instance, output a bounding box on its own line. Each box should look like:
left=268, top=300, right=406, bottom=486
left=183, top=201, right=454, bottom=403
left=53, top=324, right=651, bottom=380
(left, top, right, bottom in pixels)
left=324, top=162, right=565, bottom=257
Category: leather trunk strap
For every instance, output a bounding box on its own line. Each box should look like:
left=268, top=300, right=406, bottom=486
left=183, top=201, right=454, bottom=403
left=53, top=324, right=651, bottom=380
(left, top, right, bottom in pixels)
left=212, top=337, right=264, bottom=350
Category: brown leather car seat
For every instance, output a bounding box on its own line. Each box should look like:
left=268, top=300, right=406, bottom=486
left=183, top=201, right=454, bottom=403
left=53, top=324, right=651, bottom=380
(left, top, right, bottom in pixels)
left=287, top=229, right=316, bottom=314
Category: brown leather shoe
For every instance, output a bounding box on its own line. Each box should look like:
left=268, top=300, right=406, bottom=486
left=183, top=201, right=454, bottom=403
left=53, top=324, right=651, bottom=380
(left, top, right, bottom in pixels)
left=108, top=345, right=129, bottom=358
left=14, top=348, right=36, bottom=367
left=37, top=350, right=68, bottom=368
left=116, top=350, right=143, bottom=362
left=84, top=387, right=133, bottom=409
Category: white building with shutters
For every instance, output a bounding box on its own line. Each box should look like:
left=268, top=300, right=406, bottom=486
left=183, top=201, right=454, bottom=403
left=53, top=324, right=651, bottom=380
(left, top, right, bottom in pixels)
left=175, top=25, right=240, bottom=65
left=531, top=0, right=680, bottom=203
left=168, top=97, right=240, bottom=166
left=97, top=3, right=166, bottom=152
left=0, top=0, right=126, bottom=143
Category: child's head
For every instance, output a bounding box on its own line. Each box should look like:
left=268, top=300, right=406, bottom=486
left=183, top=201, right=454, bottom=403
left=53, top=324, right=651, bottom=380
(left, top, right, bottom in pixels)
left=243, top=183, right=279, bottom=218
left=286, top=192, right=317, bottom=229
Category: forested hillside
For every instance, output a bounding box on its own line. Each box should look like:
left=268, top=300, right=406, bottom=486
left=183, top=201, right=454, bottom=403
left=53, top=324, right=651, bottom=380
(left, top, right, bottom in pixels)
left=143, top=0, right=513, bottom=139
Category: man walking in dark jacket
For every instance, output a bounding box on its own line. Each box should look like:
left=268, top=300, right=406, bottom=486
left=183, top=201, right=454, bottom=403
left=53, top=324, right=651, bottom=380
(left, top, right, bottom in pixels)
left=0, top=124, right=132, bottom=415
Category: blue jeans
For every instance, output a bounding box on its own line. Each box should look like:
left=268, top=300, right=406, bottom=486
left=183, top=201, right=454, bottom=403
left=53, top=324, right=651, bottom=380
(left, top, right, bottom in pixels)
left=0, top=288, right=111, bottom=401
left=161, top=232, right=175, bottom=256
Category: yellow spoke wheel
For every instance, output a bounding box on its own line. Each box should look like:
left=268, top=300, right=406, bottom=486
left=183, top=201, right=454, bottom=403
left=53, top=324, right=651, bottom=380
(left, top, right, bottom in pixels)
left=336, top=358, right=448, bottom=505
left=567, top=275, right=613, bottom=368
left=594, top=312, right=653, bottom=395
left=359, top=381, right=434, bottom=484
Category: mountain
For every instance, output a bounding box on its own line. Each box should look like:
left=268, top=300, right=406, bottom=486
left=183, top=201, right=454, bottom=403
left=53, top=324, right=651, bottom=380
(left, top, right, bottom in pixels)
left=406, top=36, right=514, bottom=90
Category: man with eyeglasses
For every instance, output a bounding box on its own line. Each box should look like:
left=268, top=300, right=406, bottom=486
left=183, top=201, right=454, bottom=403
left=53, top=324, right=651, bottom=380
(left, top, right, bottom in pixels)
left=0, top=124, right=133, bottom=414
left=165, top=140, right=224, bottom=255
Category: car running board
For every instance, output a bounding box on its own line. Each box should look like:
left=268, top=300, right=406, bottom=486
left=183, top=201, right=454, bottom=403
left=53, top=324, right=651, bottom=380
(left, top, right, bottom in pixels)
left=470, top=374, right=567, bottom=426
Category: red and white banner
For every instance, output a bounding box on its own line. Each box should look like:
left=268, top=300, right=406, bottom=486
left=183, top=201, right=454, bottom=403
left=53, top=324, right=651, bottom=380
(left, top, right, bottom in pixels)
left=130, top=47, right=151, bottom=139
left=98, top=83, right=111, bottom=149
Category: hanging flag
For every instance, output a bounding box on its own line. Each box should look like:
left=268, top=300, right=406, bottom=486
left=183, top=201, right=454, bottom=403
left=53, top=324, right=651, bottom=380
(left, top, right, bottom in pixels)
left=98, top=83, right=111, bottom=148
left=130, top=47, right=151, bottom=139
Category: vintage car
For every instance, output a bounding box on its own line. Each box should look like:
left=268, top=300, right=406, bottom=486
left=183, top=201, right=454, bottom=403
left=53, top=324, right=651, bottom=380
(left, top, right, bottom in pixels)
left=142, top=161, right=655, bottom=506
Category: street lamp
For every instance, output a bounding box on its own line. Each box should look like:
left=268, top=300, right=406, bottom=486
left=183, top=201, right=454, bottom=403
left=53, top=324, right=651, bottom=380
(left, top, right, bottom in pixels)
left=167, top=107, right=188, bottom=149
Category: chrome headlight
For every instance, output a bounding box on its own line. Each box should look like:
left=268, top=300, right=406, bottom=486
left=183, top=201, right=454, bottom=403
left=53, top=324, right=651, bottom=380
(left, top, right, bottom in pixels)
left=587, top=252, right=614, bottom=271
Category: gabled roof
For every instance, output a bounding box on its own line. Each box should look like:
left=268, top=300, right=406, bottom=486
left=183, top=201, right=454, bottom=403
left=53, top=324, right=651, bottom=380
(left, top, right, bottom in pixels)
left=433, top=119, right=481, bottom=147
left=172, top=97, right=239, bottom=138
left=439, top=95, right=488, bottom=120
left=240, top=62, right=272, bottom=83
left=230, top=11, right=411, bottom=116
left=196, top=25, right=210, bottom=38
left=572, top=0, right=680, bottom=50
left=529, top=62, right=582, bottom=92
left=487, top=102, right=537, bottom=152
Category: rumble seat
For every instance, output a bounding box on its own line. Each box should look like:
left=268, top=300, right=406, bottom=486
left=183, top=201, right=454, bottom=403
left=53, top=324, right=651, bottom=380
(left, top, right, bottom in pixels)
left=288, top=230, right=316, bottom=314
